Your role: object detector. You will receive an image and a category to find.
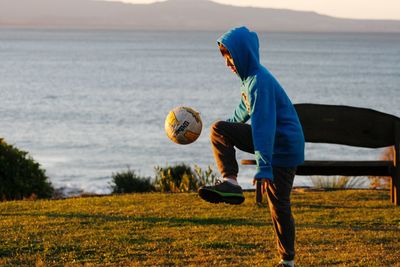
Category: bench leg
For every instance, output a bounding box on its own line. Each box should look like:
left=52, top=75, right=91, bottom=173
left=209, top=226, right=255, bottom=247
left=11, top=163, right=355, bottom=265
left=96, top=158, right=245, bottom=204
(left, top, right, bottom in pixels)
left=255, top=180, right=268, bottom=204
left=396, top=181, right=400, bottom=206
left=256, top=180, right=263, bottom=204
left=392, top=144, right=400, bottom=206
left=392, top=172, right=400, bottom=206
left=392, top=171, right=400, bottom=206
left=391, top=176, right=395, bottom=204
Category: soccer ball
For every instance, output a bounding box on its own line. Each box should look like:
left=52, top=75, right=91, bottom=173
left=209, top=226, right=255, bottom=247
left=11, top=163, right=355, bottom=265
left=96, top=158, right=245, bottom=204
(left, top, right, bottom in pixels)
left=164, top=106, right=202, bottom=145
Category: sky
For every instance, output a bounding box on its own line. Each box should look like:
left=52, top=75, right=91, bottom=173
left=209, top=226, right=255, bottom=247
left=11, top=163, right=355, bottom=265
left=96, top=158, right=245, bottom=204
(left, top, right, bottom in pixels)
left=107, top=0, right=400, bottom=20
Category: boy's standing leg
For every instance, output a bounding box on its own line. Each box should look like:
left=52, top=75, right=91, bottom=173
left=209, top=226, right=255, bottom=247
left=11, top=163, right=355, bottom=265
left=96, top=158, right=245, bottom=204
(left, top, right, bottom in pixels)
left=266, top=167, right=297, bottom=264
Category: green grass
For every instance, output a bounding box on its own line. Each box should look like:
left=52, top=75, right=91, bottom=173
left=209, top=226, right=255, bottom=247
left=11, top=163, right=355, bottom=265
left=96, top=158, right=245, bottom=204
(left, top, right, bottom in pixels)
left=1, top=190, right=399, bottom=266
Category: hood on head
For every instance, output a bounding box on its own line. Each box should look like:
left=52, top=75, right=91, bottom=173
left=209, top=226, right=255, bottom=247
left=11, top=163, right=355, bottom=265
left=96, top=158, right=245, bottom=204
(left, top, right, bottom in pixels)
left=217, top=26, right=260, bottom=81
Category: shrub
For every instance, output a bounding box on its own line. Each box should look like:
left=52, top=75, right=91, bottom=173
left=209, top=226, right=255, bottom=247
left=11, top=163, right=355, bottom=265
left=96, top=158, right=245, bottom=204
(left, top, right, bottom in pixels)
left=154, top=163, right=217, bottom=192
left=111, top=169, right=154, bottom=193
left=193, top=165, right=218, bottom=187
left=310, top=176, right=366, bottom=190
left=368, top=147, right=393, bottom=189
left=0, top=138, right=54, bottom=200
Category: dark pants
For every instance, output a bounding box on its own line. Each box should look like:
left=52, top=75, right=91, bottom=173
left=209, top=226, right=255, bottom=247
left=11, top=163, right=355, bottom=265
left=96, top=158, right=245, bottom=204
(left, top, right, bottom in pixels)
left=210, top=121, right=296, bottom=261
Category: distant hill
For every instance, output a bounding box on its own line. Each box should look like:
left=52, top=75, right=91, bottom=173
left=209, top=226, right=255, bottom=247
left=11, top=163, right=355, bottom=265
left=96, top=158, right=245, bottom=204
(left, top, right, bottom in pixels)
left=1, top=0, right=400, bottom=32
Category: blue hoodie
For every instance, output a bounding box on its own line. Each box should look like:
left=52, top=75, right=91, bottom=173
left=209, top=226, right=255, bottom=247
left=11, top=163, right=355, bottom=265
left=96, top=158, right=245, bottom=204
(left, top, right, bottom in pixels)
left=218, top=26, right=305, bottom=180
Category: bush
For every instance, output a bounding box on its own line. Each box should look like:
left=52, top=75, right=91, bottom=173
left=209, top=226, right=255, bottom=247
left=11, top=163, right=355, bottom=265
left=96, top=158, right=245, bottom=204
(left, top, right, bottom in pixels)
left=111, top=169, right=155, bottom=193
left=310, top=176, right=366, bottom=190
left=193, top=165, right=218, bottom=188
left=154, top=163, right=217, bottom=192
left=369, top=147, right=393, bottom=189
left=0, top=138, right=54, bottom=200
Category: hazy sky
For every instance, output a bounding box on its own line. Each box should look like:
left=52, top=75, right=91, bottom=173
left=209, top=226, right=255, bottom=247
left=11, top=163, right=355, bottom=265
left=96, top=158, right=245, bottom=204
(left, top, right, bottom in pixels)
left=107, top=0, right=400, bottom=20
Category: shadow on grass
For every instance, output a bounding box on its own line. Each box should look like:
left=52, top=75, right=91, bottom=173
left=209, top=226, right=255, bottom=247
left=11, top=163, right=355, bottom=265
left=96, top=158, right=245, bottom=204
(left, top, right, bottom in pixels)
left=0, top=212, right=265, bottom=226
left=296, top=223, right=400, bottom=232
left=200, top=241, right=259, bottom=249
left=292, top=203, right=393, bottom=210
left=3, top=212, right=399, bottom=232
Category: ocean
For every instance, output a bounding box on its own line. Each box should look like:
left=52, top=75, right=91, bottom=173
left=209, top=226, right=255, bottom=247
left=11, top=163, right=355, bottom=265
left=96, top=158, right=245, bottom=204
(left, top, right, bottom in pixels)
left=1, top=29, right=399, bottom=194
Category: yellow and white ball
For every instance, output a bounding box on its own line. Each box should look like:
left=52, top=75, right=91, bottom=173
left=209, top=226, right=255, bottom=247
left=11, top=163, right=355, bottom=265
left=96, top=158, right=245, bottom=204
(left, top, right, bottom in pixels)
left=164, top=106, right=202, bottom=145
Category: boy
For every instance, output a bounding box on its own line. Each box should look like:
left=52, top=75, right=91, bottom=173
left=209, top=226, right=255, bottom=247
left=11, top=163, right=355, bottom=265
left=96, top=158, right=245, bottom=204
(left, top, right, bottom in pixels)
left=198, top=27, right=305, bottom=267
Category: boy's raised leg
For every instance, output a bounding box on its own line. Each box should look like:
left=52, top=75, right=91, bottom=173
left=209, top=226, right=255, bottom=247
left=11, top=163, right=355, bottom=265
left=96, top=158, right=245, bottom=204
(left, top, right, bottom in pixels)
left=198, top=121, right=254, bottom=205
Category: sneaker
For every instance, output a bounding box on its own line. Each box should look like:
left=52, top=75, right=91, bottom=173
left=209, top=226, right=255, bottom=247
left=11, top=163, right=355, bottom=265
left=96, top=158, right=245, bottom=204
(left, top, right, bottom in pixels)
left=198, top=180, right=245, bottom=205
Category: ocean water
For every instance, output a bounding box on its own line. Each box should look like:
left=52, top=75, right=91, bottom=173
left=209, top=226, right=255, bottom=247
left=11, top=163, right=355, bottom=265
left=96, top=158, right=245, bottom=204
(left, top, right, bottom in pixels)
left=1, top=29, right=399, bottom=194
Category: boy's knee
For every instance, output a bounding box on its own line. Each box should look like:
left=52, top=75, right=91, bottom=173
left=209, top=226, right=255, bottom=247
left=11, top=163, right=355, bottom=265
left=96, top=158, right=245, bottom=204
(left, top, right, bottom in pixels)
left=267, top=196, right=292, bottom=215
left=210, top=120, right=227, bottom=136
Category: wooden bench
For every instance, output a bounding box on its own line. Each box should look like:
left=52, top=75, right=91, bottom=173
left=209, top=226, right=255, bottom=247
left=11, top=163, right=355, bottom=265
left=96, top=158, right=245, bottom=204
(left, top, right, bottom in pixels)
left=241, top=104, right=400, bottom=206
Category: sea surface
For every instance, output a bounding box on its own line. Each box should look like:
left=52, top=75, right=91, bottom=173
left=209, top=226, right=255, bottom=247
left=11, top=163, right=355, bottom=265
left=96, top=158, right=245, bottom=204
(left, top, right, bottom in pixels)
left=1, top=29, right=399, bottom=194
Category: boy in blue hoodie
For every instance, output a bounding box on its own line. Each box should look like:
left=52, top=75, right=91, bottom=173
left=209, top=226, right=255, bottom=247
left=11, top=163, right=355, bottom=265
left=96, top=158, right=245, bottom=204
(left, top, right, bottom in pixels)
left=198, top=27, right=305, bottom=267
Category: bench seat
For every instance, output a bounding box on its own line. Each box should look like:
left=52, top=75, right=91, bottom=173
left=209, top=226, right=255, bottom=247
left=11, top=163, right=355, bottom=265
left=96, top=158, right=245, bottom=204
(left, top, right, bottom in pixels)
left=241, top=159, right=394, bottom=176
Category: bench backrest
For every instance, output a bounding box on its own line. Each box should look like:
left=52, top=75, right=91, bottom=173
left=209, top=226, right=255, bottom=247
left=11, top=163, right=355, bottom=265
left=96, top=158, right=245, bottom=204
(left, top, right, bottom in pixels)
left=294, top=104, right=400, bottom=148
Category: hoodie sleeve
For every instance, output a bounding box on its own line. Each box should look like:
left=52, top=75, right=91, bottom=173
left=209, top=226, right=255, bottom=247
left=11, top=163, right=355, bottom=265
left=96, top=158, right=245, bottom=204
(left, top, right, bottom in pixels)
left=249, top=80, right=276, bottom=181
left=227, top=97, right=250, bottom=123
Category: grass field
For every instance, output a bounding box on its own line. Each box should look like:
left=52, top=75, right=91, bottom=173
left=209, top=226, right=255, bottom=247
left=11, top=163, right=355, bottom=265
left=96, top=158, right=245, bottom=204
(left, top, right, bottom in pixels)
left=1, top=189, right=399, bottom=266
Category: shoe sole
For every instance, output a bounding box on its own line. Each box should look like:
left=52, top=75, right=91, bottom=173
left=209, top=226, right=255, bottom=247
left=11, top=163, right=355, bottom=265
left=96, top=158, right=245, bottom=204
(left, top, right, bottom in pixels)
left=198, top=188, right=245, bottom=205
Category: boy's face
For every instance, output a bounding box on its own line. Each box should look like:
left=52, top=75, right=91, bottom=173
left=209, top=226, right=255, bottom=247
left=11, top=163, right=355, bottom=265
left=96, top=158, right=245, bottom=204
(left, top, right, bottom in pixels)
left=219, top=44, right=237, bottom=74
